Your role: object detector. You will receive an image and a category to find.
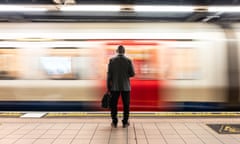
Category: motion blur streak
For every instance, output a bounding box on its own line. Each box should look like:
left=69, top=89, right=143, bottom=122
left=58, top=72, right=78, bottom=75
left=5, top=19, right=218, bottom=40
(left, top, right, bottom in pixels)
left=0, top=23, right=239, bottom=111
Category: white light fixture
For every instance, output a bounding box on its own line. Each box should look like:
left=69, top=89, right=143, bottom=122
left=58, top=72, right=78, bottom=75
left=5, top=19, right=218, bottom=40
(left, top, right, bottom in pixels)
left=0, top=5, right=48, bottom=12
left=134, top=6, right=194, bottom=12
left=60, top=5, right=121, bottom=12
left=208, top=6, right=240, bottom=13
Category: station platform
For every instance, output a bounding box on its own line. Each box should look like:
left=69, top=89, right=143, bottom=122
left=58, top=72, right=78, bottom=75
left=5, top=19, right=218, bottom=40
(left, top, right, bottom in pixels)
left=0, top=112, right=240, bottom=144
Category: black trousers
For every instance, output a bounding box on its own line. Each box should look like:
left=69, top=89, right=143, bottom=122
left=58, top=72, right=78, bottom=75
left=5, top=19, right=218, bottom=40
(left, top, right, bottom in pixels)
left=110, top=91, right=130, bottom=123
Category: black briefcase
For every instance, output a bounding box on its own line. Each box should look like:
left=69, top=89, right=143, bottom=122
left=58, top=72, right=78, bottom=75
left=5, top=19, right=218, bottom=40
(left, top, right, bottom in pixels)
left=101, top=92, right=111, bottom=109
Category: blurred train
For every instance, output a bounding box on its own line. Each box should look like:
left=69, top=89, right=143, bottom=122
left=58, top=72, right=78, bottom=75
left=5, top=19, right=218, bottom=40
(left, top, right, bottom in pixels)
left=0, top=22, right=239, bottom=111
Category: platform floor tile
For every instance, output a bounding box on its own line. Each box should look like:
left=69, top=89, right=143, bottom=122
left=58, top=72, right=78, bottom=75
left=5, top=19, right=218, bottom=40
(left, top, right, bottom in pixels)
left=0, top=118, right=239, bottom=144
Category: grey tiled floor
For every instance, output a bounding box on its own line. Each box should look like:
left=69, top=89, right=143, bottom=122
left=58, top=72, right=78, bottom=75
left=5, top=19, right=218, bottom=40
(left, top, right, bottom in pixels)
left=0, top=117, right=240, bottom=144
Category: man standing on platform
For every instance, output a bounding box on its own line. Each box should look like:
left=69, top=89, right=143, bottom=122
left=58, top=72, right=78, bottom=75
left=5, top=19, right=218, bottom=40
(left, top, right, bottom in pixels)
left=107, top=45, right=135, bottom=128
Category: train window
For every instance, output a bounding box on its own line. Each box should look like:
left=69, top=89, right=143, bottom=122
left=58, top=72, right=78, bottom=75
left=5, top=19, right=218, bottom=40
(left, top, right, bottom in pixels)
left=0, top=48, right=19, bottom=80
left=40, top=47, right=100, bottom=80
left=40, top=56, right=72, bottom=76
left=41, top=48, right=78, bottom=80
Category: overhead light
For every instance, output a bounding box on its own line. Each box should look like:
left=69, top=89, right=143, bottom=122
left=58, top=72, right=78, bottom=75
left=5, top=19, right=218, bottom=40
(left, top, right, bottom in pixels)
left=0, top=5, right=48, bottom=12
left=208, top=6, right=240, bottom=13
left=60, top=5, right=121, bottom=11
left=53, top=0, right=76, bottom=5
left=134, top=6, right=194, bottom=12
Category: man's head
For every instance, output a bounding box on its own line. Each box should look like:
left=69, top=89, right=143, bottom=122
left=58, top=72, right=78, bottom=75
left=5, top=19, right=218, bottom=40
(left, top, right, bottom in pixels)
left=116, top=45, right=125, bottom=54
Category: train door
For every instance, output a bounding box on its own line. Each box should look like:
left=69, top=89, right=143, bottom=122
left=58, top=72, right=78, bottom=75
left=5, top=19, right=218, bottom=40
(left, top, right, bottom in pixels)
left=103, top=40, right=166, bottom=111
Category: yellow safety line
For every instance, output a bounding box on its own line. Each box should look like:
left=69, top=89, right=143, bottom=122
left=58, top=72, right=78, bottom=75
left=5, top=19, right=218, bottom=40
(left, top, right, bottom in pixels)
left=45, top=112, right=240, bottom=117
left=0, top=112, right=238, bottom=118
left=0, top=112, right=239, bottom=118
left=0, top=113, right=23, bottom=117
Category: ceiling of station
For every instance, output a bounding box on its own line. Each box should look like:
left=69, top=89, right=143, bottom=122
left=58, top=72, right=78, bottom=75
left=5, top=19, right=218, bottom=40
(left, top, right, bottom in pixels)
left=0, top=0, right=239, bottom=22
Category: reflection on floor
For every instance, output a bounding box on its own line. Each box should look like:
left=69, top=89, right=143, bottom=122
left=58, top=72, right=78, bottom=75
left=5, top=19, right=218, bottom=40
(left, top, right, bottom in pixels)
left=0, top=117, right=240, bottom=144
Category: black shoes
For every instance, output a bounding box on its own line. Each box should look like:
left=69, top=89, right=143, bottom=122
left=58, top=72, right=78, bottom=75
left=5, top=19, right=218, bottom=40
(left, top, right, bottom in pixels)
left=122, top=120, right=129, bottom=128
left=111, top=122, right=117, bottom=128
left=111, top=119, right=118, bottom=128
left=111, top=119, right=129, bottom=128
left=122, top=123, right=129, bottom=128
